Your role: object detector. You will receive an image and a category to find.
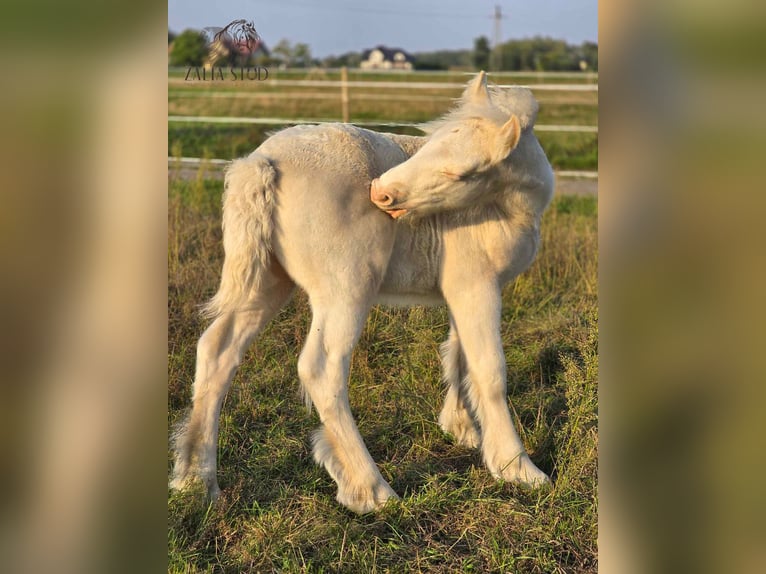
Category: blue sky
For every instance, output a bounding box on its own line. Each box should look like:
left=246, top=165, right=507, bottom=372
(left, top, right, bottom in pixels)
left=168, top=0, right=598, bottom=58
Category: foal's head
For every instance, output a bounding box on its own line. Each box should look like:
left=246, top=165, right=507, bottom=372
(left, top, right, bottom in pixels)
left=371, top=72, right=522, bottom=220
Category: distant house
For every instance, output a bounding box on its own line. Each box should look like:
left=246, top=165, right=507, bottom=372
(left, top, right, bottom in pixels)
left=360, top=46, right=414, bottom=70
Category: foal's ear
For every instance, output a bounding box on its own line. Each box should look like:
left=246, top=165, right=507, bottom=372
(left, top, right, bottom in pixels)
left=492, top=115, right=521, bottom=164
left=464, top=71, right=490, bottom=104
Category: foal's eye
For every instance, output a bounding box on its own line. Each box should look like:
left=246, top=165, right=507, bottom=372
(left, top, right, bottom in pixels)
left=442, top=163, right=479, bottom=181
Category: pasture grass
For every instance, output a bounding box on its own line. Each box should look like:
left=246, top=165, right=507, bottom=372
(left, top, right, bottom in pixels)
left=168, top=176, right=597, bottom=573
left=169, top=68, right=598, bottom=85
left=167, top=70, right=598, bottom=172
left=168, top=123, right=597, bottom=172
left=167, top=88, right=597, bottom=127
left=168, top=85, right=596, bottom=124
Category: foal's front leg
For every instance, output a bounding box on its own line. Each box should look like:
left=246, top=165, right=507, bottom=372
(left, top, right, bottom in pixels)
left=298, top=298, right=398, bottom=513
left=445, top=284, right=550, bottom=487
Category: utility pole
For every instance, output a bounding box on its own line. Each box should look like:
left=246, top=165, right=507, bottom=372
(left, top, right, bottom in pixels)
left=491, top=4, right=505, bottom=72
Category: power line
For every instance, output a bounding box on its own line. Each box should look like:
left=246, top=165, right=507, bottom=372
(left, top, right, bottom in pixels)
left=249, top=0, right=485, bottom=19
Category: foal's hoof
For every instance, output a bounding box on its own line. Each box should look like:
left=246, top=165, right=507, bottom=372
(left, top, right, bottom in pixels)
left=207, top=483, right=223, bottom=500
left=337, top=481, right=400, bottom=514
left=169, top=474, right=222, bottom=500
left=496, top=454, right=551, bottom=488
left=440, top=419, right=481, bottom=449
left=439, top=408, right=481, bottom=449
left=169, top=471, right=198, bottom=493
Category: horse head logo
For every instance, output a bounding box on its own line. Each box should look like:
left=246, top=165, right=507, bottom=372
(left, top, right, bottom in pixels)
left=203, top=19, right=261, bottom=66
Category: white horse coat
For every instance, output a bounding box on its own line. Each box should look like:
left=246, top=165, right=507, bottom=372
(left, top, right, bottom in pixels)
left=172, top=72, right=554, bottom=513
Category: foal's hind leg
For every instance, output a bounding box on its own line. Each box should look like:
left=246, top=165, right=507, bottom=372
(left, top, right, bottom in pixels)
left=171, top=265, right=294, bottom=498
left=438, top=320, right=481, bottom=448
left=298, top=298, right=398, bottom=514
left=444, top=284, right=550, bottom=488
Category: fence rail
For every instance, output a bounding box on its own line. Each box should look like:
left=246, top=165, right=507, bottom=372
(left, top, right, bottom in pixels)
left=168, top=115, right=598, bottom=134
left=168, top=66, right=598, bottom=80
left=170, top=68, right=597, bottom=133
left=170, top=78, right=598, bottom=92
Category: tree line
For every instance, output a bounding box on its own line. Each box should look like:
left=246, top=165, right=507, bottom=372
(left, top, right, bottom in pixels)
left=168, top=30, right=597, bottom=72
left=418, top=37, right=597, bottom=72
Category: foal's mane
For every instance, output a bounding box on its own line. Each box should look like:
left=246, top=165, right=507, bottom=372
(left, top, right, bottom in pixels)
left=420, top=84, right=539, bottom=135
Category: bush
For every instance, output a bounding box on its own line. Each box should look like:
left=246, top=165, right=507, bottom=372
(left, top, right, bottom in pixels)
left=169, top=29, right=208, bottom=67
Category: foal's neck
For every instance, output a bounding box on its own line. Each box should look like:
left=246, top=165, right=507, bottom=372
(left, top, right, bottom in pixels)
left=384, top=133, right=428, bottom=157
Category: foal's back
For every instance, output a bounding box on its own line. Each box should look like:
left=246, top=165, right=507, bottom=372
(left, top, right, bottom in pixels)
left=258, top=124, right=411, bottom=299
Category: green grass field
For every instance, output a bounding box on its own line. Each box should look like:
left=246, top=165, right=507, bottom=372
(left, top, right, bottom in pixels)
left=168, top=176, right=598, bottom=573
left=168, top=69, right=598, bottom=172
left=168, top=67, right=599, bottom=84
left=168, top=123, right=596, bottom=172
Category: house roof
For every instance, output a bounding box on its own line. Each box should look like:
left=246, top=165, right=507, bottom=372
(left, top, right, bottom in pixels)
left=362, top=45, right=414, bottom=62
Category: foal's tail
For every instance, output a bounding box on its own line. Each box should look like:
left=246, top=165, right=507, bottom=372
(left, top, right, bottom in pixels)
left=202, top=154, right=278, bottom=319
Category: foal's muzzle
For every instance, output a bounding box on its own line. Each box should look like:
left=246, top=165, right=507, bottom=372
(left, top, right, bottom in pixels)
left=370, top=178, right=408, bottom=219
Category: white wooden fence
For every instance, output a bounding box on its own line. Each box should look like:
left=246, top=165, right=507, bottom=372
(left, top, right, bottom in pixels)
left=168, top=69, right=598, bottom=179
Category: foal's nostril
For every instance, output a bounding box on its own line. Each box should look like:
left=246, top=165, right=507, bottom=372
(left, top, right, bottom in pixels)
left=371, top=179, right=395, bottom=206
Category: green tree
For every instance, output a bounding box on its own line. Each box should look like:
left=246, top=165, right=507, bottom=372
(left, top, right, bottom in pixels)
left=272, top=39, right=293, bottom=67
left=272, top=40, right=314, bottom=68
left=169, top=29, right=207, bottom=66
left=580, top=41, right=598, bottom=71
left=292, top=43, right=312, bottom=67
left=322, top=51, right=362, bottom=68
left=473, top=36, right=491, bottom=71
left=411, top=49, right=472, bottom=70
left=496, top=36, right=594, bottom=71
left=413, top=59, right=447, bottom=71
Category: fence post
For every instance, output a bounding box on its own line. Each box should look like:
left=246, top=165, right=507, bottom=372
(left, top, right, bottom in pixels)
left=340, top=66, right=349, bottom=123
